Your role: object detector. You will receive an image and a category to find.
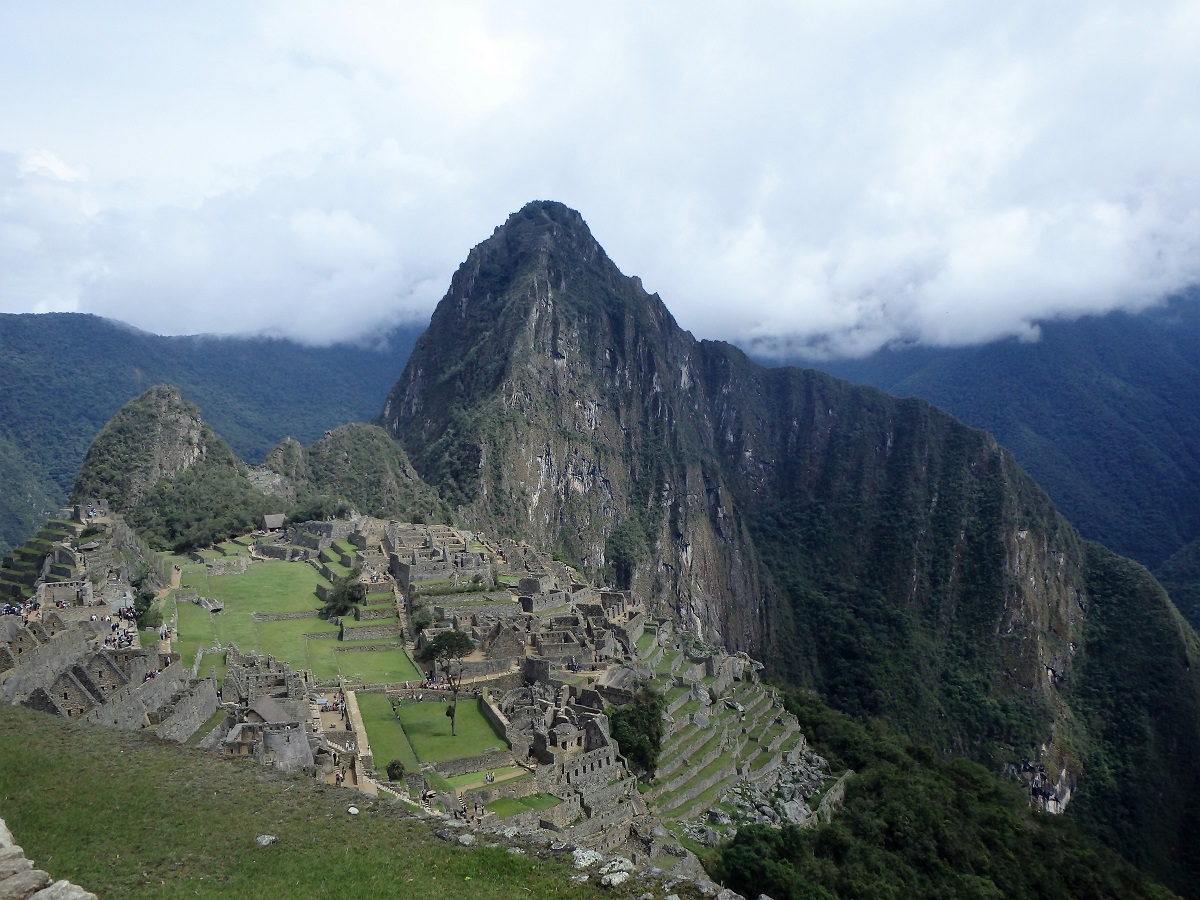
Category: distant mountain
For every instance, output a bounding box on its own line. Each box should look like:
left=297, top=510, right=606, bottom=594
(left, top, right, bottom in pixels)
left=72, top=386, right=445, bottom=552
left=382, top=201, right=1200, bottom=893
left=0, top=312, right=424, bottom=554
left=797, top=295, right=1200, bottom=575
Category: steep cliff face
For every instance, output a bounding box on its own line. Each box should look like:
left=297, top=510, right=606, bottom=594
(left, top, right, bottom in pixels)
left=383, top=202, right=759, bottom=646
left=381, top=204, right=1200, bottom=812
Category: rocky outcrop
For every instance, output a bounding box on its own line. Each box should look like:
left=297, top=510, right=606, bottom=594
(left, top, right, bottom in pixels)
left=70, top=385, right=228, bottom=512
left=0, top=817, right=96, bottom=899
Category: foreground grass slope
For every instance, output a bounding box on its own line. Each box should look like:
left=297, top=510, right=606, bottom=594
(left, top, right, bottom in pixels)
left=0, top=705, right=625, bottom=900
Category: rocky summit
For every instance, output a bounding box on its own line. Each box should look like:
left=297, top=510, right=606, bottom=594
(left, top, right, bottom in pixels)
left=383, top=201, right=1200, bottom=890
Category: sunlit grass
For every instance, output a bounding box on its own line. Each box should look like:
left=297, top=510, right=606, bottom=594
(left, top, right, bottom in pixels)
left=0, top=705, right=627, bottom=899
left=396, top=697, right=508, bottom=764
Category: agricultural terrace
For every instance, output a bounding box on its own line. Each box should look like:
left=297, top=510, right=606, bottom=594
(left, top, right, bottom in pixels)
left=166, top=559, right=419, bottom=684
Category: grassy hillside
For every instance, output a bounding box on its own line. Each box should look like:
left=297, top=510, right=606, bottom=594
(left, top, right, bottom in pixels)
left=0, top=704, right=634, bottom=900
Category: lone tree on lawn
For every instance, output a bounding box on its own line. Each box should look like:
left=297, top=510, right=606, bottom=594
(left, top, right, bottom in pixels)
left=417, top=630, right=475, bottom=736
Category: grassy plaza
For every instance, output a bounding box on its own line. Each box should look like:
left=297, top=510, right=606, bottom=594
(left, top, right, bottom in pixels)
left=393, top=696, right=508, bottom=764
left=166, top=558, right=420, bottom=685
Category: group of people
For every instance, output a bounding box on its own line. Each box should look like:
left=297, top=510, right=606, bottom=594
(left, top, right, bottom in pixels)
left=100, top=620, right=137, bottom=649
left=453, top=797, right=488, bottom=824
left=1, top=599, right=35, bottom=620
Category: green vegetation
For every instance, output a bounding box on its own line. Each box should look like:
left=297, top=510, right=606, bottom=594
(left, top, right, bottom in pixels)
left=355, top=692, right=420, bottom=773
left=443, top=766, right=527, bottom=790
left=395, top=698, right=507, bottom=764
left=302, top=423, right=448, bottom=523
left=487, top=794, right=561, bottom=820
left=813, top=294, right=1200, bottom=575
left=604, top=519, right=646, bottom=590
left=171, top=560, right=420, bottom=684
left=332, top=646, right=421, bottom=684
left=0, top=311, right=423, bottom=556
left=417, top=630, right=475, bottom=735
left=0, top=703, right=619, bottom=899
left=708, top=690, right=1174, bottom=900
left=1157, top=536, right=1200, bottom=630
left=609, top=680, right=665, bottom=779
left=321, top=568, right=367, bottom=618
left=1066, top=543, right=1200, bottom=894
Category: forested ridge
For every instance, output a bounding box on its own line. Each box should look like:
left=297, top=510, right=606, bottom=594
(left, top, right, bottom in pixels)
left=0, top=312, right=422, bottom=554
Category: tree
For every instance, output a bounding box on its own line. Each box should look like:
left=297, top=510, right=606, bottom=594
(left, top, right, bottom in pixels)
left=132, top=586, right=162, bottom=630
left=609, top=680, right=665, bottom=779
left=385, top=759, right=406, bottom=782
left=417, top=630, right=475, bottom=735
left=321, top=568, right=367, bottom=618
left=605, top=519, right=647, bottom=589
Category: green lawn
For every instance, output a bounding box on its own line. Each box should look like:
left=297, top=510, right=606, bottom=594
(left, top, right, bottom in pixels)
left=396, top=697, right=508, bottom=764
left=329, top=646, right=421, bottom=684
left=182, top=561, right=330, bottom=614
left=487, top=794, right=562, bottom=819
left=357, top=692, right=420, bottom=773
left=173, top=561, right=336, bottom=673
left=168, top=560, right=421, bottom=685
left=444, top=766, right=527, bottom=790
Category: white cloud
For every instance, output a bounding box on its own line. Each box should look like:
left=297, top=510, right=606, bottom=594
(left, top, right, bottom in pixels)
left=0, top=1, right=1198, bottom=355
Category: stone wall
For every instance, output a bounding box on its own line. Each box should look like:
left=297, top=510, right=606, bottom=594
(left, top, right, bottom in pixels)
left=251, top=610, right=320, bottom=622
left=339, top=623, right=404, bottom=642
left=256, top=544, right=313, bottom=562
left=458, top=657, right=515, bottom=679
left=433, top=747, right=514, bottom=778
left=518, top=592, right=569, bottom=614
left=0, top=621, right=99, bottom=704
left=197, top=711, right=237, bottom=751
left=81, top=659, right=190, bottom=732
left=157, top=675, right=219, bottom=743
left=461, top=770, right=541, bottom=805
left=0, top=817, right=96, bottom=899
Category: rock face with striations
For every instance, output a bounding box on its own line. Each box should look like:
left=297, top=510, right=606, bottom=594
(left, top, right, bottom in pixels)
left=383, top=202, right=1200, bottom=891
left=71, top=384, right=234, bottom=512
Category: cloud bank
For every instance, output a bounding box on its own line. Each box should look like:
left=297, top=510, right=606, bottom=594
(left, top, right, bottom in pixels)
left=1, top=1, right=1198, bottom=356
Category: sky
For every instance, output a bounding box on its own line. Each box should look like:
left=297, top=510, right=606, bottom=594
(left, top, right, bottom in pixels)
left=1, top=1, right=1198, bottom=358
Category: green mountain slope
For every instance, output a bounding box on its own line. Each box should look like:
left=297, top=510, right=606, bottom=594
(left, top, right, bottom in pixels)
left=382, top=201, right=1200, bottom=894
left=804, top=295, right=1200, bottom=574
left=0, top=312, right=423, bottom=554
left=71, top=385, right=277, bottom=549
left=72, top=388, right=445, bottom=552
left=1156, top=537, right=1200, bottom=628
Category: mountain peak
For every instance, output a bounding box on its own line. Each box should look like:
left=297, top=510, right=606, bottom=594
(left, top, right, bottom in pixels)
left=382, top=202, right=687, bottom=467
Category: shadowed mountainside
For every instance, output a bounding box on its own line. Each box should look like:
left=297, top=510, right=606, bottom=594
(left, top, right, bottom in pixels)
left=382, top=201, right=1200, bottom=893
